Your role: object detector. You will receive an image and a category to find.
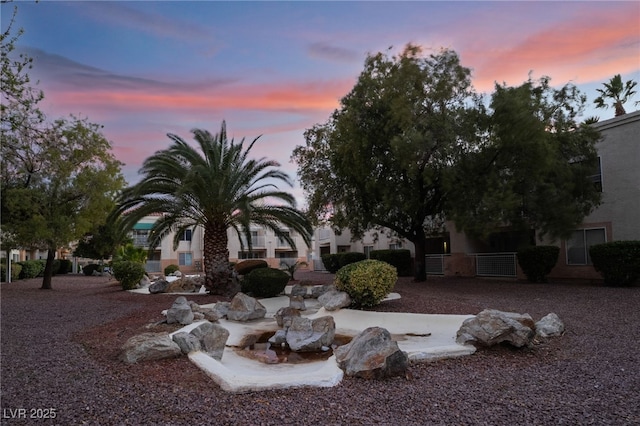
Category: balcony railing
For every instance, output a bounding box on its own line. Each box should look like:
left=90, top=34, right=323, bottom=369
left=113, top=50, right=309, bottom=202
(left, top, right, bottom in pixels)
left=239, top=236, right=266, bottom=248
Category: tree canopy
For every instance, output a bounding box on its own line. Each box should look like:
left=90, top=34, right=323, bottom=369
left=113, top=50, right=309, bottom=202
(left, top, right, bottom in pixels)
left=293, top=45, right=484, bottom=280
left=293, top=44, right=602, bottom=281
left=448, top=77, right=602, bottom=241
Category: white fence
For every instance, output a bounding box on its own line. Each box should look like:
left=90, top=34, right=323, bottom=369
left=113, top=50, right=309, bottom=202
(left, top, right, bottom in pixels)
left=472, top=252, right=517, bottom=277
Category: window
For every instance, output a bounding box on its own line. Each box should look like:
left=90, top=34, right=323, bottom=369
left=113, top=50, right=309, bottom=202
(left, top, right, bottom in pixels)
left=588, top=157, right=602, bottom=192
left=178, top=252, right=193, bottom=266
left=389, top=242, right=403, bottom=250
left=180, top=229, right=192, bottom=241
left=566, top=228, right=606, bottom=265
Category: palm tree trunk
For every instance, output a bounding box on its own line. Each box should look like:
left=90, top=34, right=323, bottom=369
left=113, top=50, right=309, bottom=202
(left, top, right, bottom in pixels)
left=203, top=222, right=238, bottom=297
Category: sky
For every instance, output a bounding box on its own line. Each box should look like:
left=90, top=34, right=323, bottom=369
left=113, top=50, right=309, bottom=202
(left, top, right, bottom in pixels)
left=2, top=0, right=639, bottom=207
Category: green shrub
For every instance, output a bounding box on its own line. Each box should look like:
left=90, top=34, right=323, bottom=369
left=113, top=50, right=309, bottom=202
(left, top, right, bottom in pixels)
left=517, top=246, right=560, bottom=282
left=164, top=264, right=180, bottom=276
left=589, top=241, right=640, bottom=287
left=369, top=249, right=413, bottom=276
left=321, top=252, right=366, bottom=273
left=320, top=254, right=341, bottom=273
left=17, top=260, right=45, bottom=279
left=338, top=252, right=366, bottom=268
left=0, top=263, right=22, bottom=282
left=334, top=259, right=397, bottom=308
left=57, top=259, right=72, bottom=274
left=112, top=261, right=146, bottom=290
left=241, top=267, right=290, bottom=298
left=51, top=259, right=61, bottom=275
left=234, top=259, right=269, bottom=275
left=82, top=263, right=101, bottom=276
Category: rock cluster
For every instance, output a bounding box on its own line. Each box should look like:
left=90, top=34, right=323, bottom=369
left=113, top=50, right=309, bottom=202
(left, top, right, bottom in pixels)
left=456, top=309, right=565, bottom=348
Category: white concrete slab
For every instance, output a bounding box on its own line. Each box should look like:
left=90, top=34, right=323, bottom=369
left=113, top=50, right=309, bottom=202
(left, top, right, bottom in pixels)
left=170, top=295, right=476, bottom=393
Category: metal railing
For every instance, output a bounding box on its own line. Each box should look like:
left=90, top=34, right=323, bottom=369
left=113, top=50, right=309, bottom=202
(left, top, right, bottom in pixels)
left=144, top=260, right=161, bottom=273
left=240, top=236, right=266, bottom=248
left=425, top=254, right=449, bottom=275
left=472, top=252, right=517, bottom=277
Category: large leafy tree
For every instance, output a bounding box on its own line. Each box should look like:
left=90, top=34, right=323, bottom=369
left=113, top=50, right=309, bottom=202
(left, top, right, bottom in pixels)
left=593, top=74, right=638, bottom=117
left=1, top=116, right=126, bottom=289
left=448, top=77, right=602, bottom=241
left=1, top=5, right=125, bottom=289
left=114, top=121, right=313, bottom=296
left=293, top=45, right=485, bottom=281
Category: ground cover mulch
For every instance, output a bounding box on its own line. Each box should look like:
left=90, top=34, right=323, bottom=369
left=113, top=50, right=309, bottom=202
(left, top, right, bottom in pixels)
left=1, top=271, right=638, bottom=425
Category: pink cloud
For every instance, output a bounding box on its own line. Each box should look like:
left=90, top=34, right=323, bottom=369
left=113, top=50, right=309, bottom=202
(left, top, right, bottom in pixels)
left=465, top=7, right=639, bottom=92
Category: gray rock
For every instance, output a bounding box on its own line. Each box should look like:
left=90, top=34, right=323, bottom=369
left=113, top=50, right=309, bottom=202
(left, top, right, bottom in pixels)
left=318, top=290, right=351, bottom=311
left=119, top=333, right=182, bottom=364
left=268, top=329, right=288, bottom=346
left=334, top=327, right=408, bottom=379
left=190, top=321, right=229, bottom=360
left=274, top=306, right=301, bottom=328
left=456, top=309, right=535, bottom=348
left=289, top=295, right=306, bottom=311
left=172, top=331, right=202, bottom=354
left=286, top=316, right=335, bottom=352
left=148, top=279, right=170, bottom=294
left=535, top=313, right=565, bottom=338
left=211, top=302, right=230, bottom=319
left=226, top=292, right=267, bottom=321
left=289, top=284, right=308, bottom=297
left=311, top=284, right=333, bottom=299
left=138, top=275, right=152, bottom=289
left=166, top=296, right=194, bottom=325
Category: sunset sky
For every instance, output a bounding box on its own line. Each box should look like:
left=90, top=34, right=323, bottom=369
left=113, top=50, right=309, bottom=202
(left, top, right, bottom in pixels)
left=2, top=1, right=639, bottom=206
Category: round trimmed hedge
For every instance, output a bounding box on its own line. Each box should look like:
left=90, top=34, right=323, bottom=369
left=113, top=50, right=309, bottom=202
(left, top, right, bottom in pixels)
left=112, top=261, right=146, bottom=290
left=334, top=259, right=397, bottom=308
left=241, top=267, right=289, bottom=298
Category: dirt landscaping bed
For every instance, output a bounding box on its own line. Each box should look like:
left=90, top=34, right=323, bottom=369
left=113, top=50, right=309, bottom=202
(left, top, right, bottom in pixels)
left=1, top=272, right=638, bottom=425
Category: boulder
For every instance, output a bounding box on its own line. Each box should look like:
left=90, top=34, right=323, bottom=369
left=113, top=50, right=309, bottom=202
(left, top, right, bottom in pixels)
left=172, top=331, right=202, bottom=354
left=289, top=295, right=306, bottom=311
left=274, top=306, right=301, bottom=328
left=166, top=296, right=194, bottom=325
left=166, top=277, right=196, bottom=293
left=226, top=292, right=267, bottom=321
left=119, top=333, right=182, bottom=364
left=211, top=302, right=230, bottom=319
left=286, top=316, right=335, bottom=352
left=190, top=322, right=229, bottom=360
left=138, top=275, right=152, bottom=289
left=456, top=309, right=536, bottom=348
left=289, top=284, right=307, bottom=298
left=334, top=327, right=408, bottom=379
left=535, top=313, right=565, bottom=338
left=311, top=284, right=333, bottom=299
left=148, top=279, right=170, bottom=294
left=268, top=329, right=288, bottom=346
left=318, top=290, right=352, bottom=311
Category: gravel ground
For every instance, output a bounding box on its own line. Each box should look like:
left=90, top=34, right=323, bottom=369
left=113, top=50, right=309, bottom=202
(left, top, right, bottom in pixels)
left=1, top=271, right=639, bottom=425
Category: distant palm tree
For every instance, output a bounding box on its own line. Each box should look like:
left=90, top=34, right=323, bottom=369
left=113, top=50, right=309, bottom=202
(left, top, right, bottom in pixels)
left=593, top=74, right=638, bottom=116
left=115, top=121, right=312, bottom=296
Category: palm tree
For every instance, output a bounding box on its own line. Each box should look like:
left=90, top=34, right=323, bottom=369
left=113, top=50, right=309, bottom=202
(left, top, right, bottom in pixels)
left=593, top=74, right=638, bottom=117
left=115, top=121, right=312, bottom=296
